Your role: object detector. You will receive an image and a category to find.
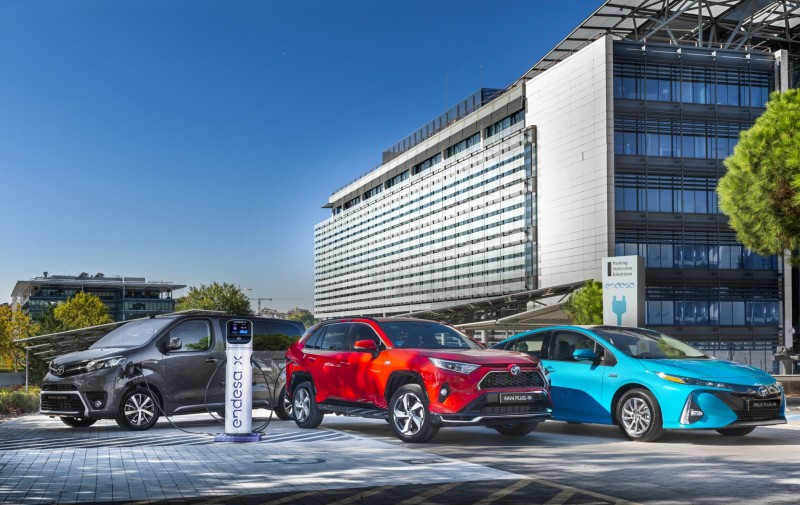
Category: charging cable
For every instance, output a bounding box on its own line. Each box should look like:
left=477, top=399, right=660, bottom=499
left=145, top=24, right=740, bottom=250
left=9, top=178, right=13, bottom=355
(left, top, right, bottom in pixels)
left=131, top=357, right=287, bottom=437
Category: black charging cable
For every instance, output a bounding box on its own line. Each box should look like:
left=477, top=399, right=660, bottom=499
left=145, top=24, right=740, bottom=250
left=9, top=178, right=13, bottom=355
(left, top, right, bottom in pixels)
left=130, top=357, right=289, bottom=437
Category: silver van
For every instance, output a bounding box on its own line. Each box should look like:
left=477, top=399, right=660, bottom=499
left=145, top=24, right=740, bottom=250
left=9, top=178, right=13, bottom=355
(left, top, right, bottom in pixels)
left=39, top=313, right=304, bottom=430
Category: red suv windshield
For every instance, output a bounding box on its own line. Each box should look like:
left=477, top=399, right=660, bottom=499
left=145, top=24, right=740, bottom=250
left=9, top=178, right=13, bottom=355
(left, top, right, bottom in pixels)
left=377, top=321, right=482, bottom=350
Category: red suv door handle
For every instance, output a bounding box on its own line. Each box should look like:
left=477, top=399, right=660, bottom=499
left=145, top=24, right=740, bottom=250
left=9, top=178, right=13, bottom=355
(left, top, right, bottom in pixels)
left=339, top=362, right=352, bottom=367
left=306, top=356, right=317, bottom=362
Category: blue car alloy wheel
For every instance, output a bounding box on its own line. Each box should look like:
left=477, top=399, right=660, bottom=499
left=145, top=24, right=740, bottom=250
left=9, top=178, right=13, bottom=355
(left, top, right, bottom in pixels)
left=493, top=325, right=787, bottom=442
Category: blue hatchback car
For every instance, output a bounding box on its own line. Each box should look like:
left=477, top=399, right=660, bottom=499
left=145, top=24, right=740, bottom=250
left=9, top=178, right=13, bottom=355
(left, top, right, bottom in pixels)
left=493, top=326, right=786, bottom=442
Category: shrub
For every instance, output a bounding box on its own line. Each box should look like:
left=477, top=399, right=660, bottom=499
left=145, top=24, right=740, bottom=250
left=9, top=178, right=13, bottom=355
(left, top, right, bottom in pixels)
left=253, top=333, right=300, bottom=351
left=0, top=387, right=40, bottom=417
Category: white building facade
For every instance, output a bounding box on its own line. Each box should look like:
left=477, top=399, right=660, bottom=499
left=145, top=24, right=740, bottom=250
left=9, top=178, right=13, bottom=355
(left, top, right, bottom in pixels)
left=315, top=87, right=536, bottom=318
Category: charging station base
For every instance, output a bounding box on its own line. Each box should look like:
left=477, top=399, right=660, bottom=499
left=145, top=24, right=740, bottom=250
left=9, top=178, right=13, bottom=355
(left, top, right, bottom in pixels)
left=214, top=433, right=263, bottom=443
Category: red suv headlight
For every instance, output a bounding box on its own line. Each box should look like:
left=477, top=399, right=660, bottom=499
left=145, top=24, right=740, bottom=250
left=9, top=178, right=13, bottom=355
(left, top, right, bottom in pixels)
left=428, top=357, right=479, bottom=375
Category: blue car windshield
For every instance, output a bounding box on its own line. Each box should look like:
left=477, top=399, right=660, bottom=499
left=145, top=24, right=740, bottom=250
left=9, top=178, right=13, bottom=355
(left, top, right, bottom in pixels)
left=378, top=321, right=482, bottom=350
left=593, top=328, right=707, bottom=360
left=90, top=318, right=174, bottom=349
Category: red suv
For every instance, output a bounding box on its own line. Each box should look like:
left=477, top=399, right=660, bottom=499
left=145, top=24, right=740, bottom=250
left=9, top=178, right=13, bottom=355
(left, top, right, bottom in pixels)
left=285, top=317, right=552, bottom=442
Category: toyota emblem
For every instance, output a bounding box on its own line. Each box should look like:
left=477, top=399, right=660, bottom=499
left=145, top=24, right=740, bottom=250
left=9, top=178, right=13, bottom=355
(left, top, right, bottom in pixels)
left=509, top=365, right=521, bottom=376
left=52, top=364, right=65, bottom=376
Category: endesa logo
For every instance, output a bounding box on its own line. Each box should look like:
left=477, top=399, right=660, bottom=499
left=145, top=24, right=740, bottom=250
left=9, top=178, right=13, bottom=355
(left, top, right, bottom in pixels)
left=230, top=353, right=245, bottom=428
left=606, top=282, right=636, bottom=289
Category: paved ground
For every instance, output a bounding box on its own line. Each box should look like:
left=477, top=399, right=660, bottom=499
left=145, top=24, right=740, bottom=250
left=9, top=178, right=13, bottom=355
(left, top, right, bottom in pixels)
left=1, top=403, right=798, bottom=505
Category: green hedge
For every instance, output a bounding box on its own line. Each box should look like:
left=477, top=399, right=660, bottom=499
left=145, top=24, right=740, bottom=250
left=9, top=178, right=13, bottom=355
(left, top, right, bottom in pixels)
left=253, top=334, right=300, bottom=351
left=0, top=387, right=40, bottom=417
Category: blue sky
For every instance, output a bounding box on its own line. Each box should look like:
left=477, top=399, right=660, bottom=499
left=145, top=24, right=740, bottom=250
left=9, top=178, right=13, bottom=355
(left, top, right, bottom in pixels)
left=0, top=0, right=602, bottom=312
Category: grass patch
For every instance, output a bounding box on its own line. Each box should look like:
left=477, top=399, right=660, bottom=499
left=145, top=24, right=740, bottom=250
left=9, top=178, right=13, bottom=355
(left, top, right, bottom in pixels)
left=0, top=386, right=40, bottom=417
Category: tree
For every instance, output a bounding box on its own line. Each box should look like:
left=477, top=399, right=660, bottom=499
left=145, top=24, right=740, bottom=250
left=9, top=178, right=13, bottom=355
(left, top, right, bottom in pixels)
left=0, top=305, right=39, bottom=371
left=563, top=280, right=603, bottom=325
left=287, top=308, right=319, bottom=328
left=717, top=89, right=800, bottom=264
left=175, top=282, right=253, bottom=315
left=53, top=292, right=113, bottom=331
left=33, top=304, right=64, bottom=335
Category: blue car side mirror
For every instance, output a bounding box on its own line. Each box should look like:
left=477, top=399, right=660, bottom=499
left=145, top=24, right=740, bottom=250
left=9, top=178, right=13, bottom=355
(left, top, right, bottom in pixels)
left=573, top=348, right=597, bottom=361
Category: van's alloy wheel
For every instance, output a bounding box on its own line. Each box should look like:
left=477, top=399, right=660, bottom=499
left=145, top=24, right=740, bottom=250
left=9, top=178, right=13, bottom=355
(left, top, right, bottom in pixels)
left=116, top=388, right=160, bottom=430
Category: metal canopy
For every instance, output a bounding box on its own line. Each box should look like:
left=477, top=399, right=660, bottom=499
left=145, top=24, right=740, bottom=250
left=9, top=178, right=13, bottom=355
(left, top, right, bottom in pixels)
left=521, top=0, right=800, bottom=81
left=405, top=281, right=587, bottom=325
left=455, top=302, right=571, bottom=332
left=16, top=320, right=130, bottom=358
left=15, top=310, right=228, bottom=359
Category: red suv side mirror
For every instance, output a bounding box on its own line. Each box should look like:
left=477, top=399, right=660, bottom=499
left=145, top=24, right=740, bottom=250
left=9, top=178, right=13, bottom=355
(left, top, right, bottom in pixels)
left=354, top=339, right=378, bottom=352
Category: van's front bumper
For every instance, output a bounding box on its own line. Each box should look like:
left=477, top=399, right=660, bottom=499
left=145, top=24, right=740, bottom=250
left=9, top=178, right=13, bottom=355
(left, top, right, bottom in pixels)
left=40, top=369, right=127, bottom=419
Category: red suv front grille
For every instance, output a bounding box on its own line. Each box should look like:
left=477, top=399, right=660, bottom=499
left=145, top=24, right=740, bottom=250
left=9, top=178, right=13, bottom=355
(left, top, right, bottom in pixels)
left=478, top=370, right=544, bottom=389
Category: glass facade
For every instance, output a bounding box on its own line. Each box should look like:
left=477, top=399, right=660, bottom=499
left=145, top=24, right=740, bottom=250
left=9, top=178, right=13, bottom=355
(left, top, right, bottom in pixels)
left=613, top=41, right=781, bottom=368
left=315, top=96, right=534, bottom=318
left=16, top=276, right=181, bottom=322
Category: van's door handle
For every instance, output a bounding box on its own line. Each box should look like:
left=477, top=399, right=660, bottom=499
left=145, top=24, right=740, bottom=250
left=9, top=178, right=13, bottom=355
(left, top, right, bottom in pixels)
left=205, top=358, right=217, bottom=364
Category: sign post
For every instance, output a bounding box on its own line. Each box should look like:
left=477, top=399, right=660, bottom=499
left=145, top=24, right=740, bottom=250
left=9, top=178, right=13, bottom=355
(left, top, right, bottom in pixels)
left=602, top=256, right=645, bottom=327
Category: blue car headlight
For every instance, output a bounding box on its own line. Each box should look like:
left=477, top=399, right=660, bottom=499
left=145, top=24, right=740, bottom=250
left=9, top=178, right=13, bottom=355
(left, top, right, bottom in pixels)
left=656, top=372, right=733, bottom=389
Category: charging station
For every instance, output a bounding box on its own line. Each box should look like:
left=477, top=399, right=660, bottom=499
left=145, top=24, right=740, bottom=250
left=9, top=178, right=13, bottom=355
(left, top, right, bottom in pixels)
left=214, top=319, right=262, bottom=442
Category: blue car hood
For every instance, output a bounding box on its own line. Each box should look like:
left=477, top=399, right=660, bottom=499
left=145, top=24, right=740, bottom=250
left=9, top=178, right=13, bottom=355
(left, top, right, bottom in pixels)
left=638, top=358, right=774, bottom=385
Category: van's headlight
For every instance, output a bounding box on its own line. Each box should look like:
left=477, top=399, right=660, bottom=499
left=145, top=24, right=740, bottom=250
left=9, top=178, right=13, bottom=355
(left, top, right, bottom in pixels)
left=86, top=357, right=126, bottom=372
left=428, top=357, right=479, bottom=375
left=656, top=372, right=731, bottom=389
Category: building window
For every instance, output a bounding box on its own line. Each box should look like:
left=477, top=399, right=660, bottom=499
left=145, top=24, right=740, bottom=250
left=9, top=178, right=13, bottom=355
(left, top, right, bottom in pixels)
left=385, top=170, right=409, bottom=189
left=412, top=153, right=442, bottom=176
left=363, top=184, right=383, bottom=200
left=485, top=110, right=524, bottom=139
left=445, top=133, right=480, bottom=159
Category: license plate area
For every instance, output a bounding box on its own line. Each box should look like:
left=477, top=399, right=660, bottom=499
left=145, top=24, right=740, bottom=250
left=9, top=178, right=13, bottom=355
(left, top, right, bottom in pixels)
left=746, top=398, right=781, bottom=411
left=499, top=392, right=537, bottom=403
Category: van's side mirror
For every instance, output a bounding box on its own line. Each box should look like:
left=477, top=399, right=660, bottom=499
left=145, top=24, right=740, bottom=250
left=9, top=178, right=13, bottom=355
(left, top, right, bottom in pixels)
left=165, top=337, right=182, bottom=351
left=573, top=348, right=597, bottom=362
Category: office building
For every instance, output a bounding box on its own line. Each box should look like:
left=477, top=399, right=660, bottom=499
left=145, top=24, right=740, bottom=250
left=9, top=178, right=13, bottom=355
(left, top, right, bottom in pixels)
left=315, top=0, right=800, bottom=371
left=11, top=272, right=185, bottom=322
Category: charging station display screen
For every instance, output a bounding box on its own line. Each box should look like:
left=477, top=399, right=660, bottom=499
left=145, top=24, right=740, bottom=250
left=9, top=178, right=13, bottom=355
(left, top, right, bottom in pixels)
left=226, top=319, right=252, bottom=345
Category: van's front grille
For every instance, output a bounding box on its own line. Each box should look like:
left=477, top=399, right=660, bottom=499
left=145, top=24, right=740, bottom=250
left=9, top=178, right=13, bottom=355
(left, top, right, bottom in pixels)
left=41, top=382, right=79, bottom=391
left=49, top=361, right=89, bottom=378
left=40, top=393, right=84, bottom=413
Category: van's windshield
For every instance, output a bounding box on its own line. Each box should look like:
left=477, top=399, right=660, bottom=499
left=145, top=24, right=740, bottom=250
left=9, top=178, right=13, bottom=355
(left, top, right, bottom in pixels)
left=90, top=318, right=174, bottom=349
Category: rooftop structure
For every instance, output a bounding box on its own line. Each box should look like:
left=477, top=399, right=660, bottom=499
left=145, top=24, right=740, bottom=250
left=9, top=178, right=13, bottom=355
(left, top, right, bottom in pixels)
left=11, top=272, right=185, bottom=322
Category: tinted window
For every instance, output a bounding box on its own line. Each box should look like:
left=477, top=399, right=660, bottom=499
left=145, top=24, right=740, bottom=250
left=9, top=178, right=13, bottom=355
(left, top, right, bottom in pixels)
left=250, top=320, right=303, bottom=351
left=593, top=327, right=707, bottom=359
left=379, top=321, right=481, bottom=350
left=303, top=326, right=326, bottom=349
left=170, top=320, right=212, bottom=352
left=318, top=323, right=348, bottom=350
left=550, top=331, right=597, bottom=362
left=347, top=323, right=384, bottom=350
left=506, top=332, right=547, bottom=358
left=91, top=318, right=173, bottom=349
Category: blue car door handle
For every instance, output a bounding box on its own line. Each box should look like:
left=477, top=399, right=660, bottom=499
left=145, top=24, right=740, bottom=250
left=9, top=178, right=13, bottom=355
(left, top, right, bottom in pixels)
left=546, top=366, right=556, bottom=373
left=608, top=373, right=618, bottom=378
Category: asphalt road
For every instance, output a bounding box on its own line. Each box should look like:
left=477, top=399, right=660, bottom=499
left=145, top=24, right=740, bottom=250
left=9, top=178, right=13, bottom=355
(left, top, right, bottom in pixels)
left=2, top=408, right=798, bottom=504
left=322, top=412, right=800, bottom=505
